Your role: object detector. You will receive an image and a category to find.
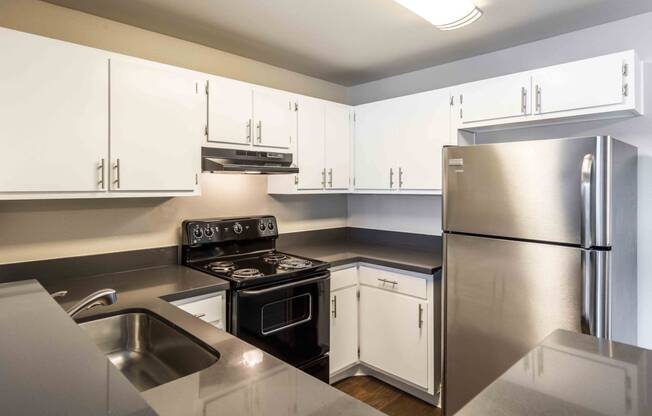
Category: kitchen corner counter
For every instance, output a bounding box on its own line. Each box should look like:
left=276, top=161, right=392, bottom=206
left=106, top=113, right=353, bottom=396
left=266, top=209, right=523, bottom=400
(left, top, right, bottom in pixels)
left=1, top=267, right=384, bottom=416
left=457, top=329, right=652, bottom=416
left=277, top=228, right=442, bottom=275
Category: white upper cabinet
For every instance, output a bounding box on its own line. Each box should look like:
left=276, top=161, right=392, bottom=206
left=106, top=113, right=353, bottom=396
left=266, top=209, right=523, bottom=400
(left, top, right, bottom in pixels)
left=207, top=76, right=253, bottom=145
left=324, top=102, right=352, bottom=190
left=296, top=96, right=326, bottom=190
left=458, top=72, right=531, bottom=125
left=353, top=89, right=452, bottom=193
left=532, top=51, right=634, bottom=116
left=354, top=99, right=397, bottom=190
left=253, top=88, right=293, bottom=149
left=395, top=89, right=451, bottom=191
left=0, top=28, right=108, bottom=194
left=110, top=57, right=202, bottom=192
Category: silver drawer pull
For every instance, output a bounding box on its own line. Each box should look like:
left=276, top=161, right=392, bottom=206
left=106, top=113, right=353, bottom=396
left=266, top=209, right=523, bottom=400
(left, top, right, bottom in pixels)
left=378, top=278, right=398, bottom=286
left=193, top=313, right=206, bottom=319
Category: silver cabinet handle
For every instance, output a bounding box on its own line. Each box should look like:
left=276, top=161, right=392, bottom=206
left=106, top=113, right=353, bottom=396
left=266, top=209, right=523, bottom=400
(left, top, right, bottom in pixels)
left=580, top=154, right=594, bottom=249
left=521, top=87, right=528, bottom=114
left=418, top=304, right=423, bottom=329
left=98, top=158, right=105, bottom=189
left=331, top=295, right=337, bottom=318
left=398, top=167, right=403, bottom=188
left=246, top=119, right=252, bottom=142
left=535, top=85, right=542, bottom=113
left=113, top=159, right=120, bottom=189
left=256, top=120, right=262, bottom=143
left=194, top=313, right=206, bottom=319
left=378, top=278, right=398, bottom=286
left=328, top=168, right=333, bottom=188
left=389, top=168, right=394, bottom=188
left=321, top=168, right=326, bottom=187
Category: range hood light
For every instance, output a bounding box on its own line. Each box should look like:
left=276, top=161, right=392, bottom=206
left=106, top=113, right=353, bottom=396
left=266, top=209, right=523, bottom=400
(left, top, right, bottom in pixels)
left=243, top=170, right=263, bottom=175
left=393, top=0, right=482, bottom=30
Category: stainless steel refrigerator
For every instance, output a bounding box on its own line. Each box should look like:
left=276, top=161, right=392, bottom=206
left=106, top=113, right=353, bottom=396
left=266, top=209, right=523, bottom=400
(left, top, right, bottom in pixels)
left=442, top=136, right=637, bottom=415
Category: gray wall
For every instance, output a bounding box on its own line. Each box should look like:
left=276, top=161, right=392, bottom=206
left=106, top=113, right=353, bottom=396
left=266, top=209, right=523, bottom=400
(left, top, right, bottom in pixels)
left=346, top=11, right=652, bottom=349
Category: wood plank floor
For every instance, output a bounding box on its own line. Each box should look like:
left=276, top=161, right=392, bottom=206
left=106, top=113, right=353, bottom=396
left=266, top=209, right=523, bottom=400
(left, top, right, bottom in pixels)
left=333, top=376, right=441, bottom=416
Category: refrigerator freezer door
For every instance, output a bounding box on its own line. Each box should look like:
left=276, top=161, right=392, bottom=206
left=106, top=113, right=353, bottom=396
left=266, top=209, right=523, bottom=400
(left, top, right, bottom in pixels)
left=443, top=233, right=584, bottom=416
left=443, top=136, right=610, bottom=247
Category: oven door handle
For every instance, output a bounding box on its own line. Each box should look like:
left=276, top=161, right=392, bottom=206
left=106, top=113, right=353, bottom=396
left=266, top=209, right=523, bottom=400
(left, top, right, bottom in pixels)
left=239, top=274, right=329, bottom=296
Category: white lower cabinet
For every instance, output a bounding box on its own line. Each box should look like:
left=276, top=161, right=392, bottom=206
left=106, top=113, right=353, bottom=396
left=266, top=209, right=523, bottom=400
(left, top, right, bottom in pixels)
left=359, top=285, right=428, bottom=388
left=329, top=264, right=436, bottom=398
left=330, top=268, right=359, bottom=374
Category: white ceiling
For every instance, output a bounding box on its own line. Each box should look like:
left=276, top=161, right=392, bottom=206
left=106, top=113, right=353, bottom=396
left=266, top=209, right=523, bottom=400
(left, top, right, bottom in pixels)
left=45, top=0, right=652, bottom=86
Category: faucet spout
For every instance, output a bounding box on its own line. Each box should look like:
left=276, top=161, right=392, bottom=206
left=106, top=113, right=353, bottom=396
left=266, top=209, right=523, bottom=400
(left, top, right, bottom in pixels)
left=66, top=288, right=118, bottom=319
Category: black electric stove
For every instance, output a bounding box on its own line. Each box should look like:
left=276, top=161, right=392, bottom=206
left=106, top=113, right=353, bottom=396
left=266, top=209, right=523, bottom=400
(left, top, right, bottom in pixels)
left=181, top=216, right=330, bottom=383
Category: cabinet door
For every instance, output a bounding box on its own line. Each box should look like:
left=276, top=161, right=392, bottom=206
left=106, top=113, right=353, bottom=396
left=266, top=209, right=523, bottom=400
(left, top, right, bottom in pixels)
left=207, top=76, right=253, bottom=145
left=296, top=96, right=325, bottom=190
left=395, top=89, right=451, bottom=191
left=110, top=58, right=201, bottom=192
left=354, top=100, right=396, bottom=190
left=459, top=72, right=531, bottom=124
left=359, top=285, right=428, bottom=388
left=532, top=52, right=629, bottom=115
left=253, top=88, right=293, bottom=149
left=330, top=285, right=359, bottom=374
left=324, top=103, right=351, bottom=190
left=0, top=28, right=108, bottom=193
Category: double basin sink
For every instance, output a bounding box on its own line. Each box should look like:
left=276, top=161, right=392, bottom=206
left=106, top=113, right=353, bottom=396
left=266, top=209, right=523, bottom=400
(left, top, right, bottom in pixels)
left=78, top=311, right=219, bottom=392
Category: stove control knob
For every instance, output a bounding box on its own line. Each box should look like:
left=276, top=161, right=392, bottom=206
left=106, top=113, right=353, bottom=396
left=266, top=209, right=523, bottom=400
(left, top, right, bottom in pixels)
left=267, top=220, right=275, bottom=231
left=192, top=226, right=203, bottom=239
left=233, top=222, right=243, bottom=235
left=259, top=221, right=266, bottom=231
left=204, top=227, right=214, bottom=237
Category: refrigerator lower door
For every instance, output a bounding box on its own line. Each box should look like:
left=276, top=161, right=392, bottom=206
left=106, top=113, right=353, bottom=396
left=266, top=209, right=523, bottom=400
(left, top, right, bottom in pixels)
left=443, top=233, right=585, bottom=416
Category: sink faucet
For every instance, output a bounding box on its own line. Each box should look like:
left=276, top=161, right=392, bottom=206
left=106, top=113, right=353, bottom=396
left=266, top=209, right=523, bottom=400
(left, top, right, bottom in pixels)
left=66, top=289, right=118, bottom=318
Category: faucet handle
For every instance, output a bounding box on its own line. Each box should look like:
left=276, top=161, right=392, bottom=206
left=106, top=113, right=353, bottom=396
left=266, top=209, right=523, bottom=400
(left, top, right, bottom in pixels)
left=51, top=290, right=68, bottom=299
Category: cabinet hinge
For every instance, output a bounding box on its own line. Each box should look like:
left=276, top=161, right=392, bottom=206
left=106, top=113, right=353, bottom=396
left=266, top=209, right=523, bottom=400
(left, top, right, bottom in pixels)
left=623, top=63, right=629, bottom=77
left=294, top=102, right=299, bottom=111
left=623, top=84, right=629, bottom=97
left=204, top=125, right=209, bottom=137
left=205, top=80, right=209, bottom=95
left=449, top=96, right=454, bottom=106
left=195, top=173, right=199, bottom=185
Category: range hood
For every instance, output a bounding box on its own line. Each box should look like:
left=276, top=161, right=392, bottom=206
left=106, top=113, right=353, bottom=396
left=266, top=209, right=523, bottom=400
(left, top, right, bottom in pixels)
left=201, top=147, right=299, bottom=174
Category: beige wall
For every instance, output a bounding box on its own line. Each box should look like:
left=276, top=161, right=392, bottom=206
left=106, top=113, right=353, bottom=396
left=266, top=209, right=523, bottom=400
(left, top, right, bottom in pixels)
left=0, top=0, right=349, bottom=264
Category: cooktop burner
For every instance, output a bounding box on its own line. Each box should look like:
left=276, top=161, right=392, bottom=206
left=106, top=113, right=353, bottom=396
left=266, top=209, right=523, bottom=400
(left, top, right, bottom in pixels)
left=263, top=252, right=288, bottom=263
left=232, top=268, right=264, bottom=279
left=278, top=258, right=313, bottom=270
left=207, top=261, right=237, bottom=273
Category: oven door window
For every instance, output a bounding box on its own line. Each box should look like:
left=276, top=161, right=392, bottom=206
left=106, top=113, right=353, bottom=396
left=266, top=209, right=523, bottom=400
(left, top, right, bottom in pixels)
left=261, top=293, right=312, bottom=335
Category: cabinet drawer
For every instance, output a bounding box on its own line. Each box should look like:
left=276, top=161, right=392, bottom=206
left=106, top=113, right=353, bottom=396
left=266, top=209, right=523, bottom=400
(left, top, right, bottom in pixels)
left=359, top=266, right=427, bottom=299
left=331, top=266, right=358, bottom=291
left=171, top=291, right=225, bottom=329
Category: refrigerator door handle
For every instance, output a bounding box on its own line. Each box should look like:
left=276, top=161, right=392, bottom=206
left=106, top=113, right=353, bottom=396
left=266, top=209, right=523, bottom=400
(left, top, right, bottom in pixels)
left=580, top=154, right=594, bottom=249
left=581, top=249, right=596, bottom=336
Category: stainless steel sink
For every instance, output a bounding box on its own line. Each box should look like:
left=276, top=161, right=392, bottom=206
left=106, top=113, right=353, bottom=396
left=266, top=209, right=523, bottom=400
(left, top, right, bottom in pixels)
left=78, top=311, right=219, bottom=392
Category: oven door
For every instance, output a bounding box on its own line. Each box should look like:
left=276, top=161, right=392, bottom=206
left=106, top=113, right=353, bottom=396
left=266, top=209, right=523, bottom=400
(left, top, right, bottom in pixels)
left=232, top=272, right=330, bottom=368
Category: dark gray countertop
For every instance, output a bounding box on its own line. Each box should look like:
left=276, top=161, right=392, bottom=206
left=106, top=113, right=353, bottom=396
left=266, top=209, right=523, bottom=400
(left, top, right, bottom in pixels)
left=277, top=227, right=442, bottom=275
left=1, top=266, right=384, bottom=416
left=456, top=329, right=652, bottom=416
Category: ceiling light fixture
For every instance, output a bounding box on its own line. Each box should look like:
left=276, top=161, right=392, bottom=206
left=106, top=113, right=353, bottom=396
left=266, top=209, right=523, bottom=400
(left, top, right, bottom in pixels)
left=393, top=0, right=483, bottom=30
